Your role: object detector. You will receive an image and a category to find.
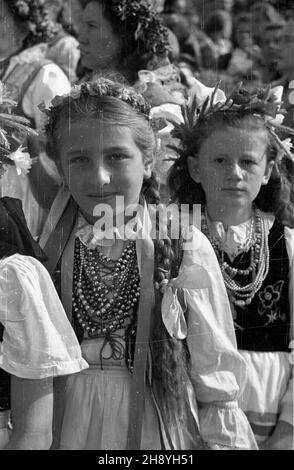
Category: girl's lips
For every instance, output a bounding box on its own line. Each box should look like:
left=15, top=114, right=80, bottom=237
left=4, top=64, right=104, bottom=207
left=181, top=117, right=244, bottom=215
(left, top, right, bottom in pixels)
left=222, top=188, right=245, bottom=191
left=87, top=193, right=117, bottom=201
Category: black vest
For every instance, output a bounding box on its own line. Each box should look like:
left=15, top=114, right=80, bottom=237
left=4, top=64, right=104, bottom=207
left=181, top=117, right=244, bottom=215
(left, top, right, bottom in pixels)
left=231, top=220, right=290, bottom=352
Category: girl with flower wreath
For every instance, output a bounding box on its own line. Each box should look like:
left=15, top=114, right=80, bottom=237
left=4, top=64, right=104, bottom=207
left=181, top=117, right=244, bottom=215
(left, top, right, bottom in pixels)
left=39, top=77, right=257, bottom=450
left=76, top=0, right=188, bottom=203
left=0, top=82, right=87, bottom=450
left=168, top=82, right=294, bottom=449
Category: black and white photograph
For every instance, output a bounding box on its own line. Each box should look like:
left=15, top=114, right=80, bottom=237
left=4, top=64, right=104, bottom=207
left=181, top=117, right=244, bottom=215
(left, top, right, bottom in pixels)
left=0, top=0, right=293, bottom=454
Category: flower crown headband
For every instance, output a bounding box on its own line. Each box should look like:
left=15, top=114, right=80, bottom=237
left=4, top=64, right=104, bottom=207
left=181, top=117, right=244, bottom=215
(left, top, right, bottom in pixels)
left=171, top=81, right=294, bottom=163
left=40, top=79, right=152, bottom=136
left=0, top=82, right=37, bottom=178
left=9, top=0, right=59, bottom=44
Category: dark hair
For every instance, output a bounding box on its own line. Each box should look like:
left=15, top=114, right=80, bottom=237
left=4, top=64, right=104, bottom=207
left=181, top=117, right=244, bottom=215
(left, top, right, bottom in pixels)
left=45, top=87, right=189, bottom=424
left=168, top=112, right=294, bottom=228
left=204, top=9, right=232, bottom=38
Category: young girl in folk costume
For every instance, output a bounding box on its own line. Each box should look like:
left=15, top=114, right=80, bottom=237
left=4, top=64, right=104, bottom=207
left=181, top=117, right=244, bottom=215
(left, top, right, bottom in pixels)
left=39, top=77, right=257, bottom=450
left=168, top=84, right=294, bottom=449
left=0, top=85, right=87, bottom=450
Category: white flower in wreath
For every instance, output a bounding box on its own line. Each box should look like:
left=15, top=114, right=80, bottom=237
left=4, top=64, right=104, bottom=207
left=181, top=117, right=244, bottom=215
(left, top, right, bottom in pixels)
left=267, top=85, right=285, bottom=126
left=8, top=146, right=33, bottom=176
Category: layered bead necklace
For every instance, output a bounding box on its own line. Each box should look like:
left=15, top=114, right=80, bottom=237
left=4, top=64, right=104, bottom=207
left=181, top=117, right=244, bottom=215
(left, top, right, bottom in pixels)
left=202, top=207, right=270, bottom=307
left=72, top=238, right=140, bottom=338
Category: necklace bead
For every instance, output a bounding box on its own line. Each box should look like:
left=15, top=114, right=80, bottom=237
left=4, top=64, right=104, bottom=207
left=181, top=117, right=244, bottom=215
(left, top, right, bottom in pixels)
left=72, top=238, right=140, bottom=338
left=202, top=207, right=269, bottom=306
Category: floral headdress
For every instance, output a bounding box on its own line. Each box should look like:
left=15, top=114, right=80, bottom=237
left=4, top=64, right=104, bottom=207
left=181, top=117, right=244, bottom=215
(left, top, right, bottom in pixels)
left=0, top=82, right=36, bottom=178
left=81, top=0, right=169, bottom=58
left=170, top=81, right=294, bottom=163
left=111, top=0, right=169, bottom=56
left=8, top=0, right=60, bottom=45
left=40, top=78, right=152, bottom=136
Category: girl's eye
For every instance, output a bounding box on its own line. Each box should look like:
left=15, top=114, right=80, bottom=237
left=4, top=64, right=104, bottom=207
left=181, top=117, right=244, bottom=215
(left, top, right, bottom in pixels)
left=242, top=159, right=255, bottom=167
left=108, top=153, right=128, bottom=162
left=86, top=22, right=97, bottom=29
left=214, top=157, right=226, bottom=164
left=69, top=156, right=89, bottom=165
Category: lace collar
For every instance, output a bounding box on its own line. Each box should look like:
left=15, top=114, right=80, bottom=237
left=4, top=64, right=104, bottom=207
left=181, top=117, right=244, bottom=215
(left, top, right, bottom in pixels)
left=75, top=203, right=153, bottom=250
left=204, top=210, right=275, bottom=261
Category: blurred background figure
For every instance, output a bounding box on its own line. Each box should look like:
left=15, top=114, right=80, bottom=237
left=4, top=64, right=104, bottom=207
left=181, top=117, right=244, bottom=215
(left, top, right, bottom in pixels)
left=275, top=20, right=294, bottom=129
left=249, top=2, right=284, bottom=45
left=44, top=0, right=81, bottom=84
left=0, top=0, right=71, bottom=237
left=161, top=5, right=202, bottom=73
left=257, top=21, right=285, bottom=83
left=194, top=0, right=234, bottom=27
left=227, top=12, right=261, bottom=78
left=204, top=9, right=233, bottom=70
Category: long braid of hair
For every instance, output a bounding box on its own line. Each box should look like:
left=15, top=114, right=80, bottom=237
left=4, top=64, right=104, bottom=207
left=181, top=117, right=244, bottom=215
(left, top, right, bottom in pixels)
left=141, top=172, right=190, bottom=425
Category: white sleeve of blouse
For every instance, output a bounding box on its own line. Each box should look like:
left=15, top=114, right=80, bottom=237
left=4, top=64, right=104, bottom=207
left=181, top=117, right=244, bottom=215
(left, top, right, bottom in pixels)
left=161, top=225, right=258, bottom=449
left=0, top=254, right=88, bottom=379
left=279, top=227, right=294, bottom=426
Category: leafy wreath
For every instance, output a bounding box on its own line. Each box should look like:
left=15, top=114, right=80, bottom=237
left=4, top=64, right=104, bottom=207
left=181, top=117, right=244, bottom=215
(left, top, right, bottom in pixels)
left=8, top=0, right=60, bottom=45
left=171, top=82, right=294, bottom=163
left=40, top=78, right=152, bottom=137
left=0, top=83, right=37, bottom=177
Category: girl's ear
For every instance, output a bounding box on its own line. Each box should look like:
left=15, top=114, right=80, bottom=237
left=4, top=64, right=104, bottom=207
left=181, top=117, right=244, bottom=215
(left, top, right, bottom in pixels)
left=262, top=160, right=275, bottom=186
left=187, top=155, right=201, bottom=183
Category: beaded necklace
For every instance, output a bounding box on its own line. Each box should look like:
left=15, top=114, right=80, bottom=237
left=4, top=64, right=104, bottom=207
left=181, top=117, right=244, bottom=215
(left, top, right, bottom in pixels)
left=72, top=238, right=140, bottom=338
left=202, top=207, right=270, bottom=307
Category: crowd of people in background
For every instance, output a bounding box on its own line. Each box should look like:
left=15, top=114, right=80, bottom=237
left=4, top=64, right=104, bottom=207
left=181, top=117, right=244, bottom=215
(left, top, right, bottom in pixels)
left=155, top=1, right=294, bottom=97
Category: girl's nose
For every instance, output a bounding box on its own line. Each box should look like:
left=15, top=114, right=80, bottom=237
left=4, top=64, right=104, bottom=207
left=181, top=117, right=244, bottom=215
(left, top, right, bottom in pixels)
left=93, top=163, right=111, bottom=187
left=228, top=163, right=243, bottom=180
left=78, top=24, right=88, bottom=45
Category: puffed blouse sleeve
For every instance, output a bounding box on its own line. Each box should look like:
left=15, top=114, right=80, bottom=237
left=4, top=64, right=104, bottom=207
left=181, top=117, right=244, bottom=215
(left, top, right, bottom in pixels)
left=279, top=227, right=294, bottom=426
left=0, top=254, right=88, bottom=379
left=161, top=226, right=257, bottom=449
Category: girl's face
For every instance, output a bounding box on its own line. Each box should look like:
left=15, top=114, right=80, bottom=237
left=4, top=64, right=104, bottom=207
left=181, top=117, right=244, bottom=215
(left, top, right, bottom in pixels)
left=235, top=22, right=253, bottom=50
left=0, top=0, right=26, bottom=59
left=78, top=1, right=122, bottom=71
left=278, top=21, right=294, bottom=77
left=188, top=126, right=274, bottom=221
left=57, top=119, right=151, bottom=224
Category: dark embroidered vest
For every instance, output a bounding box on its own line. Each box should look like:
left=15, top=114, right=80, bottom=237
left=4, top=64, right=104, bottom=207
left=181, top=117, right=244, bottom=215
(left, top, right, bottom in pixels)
left=231, top=220, right=290, bottom=352
left=0, top=324, right=10, bottom=412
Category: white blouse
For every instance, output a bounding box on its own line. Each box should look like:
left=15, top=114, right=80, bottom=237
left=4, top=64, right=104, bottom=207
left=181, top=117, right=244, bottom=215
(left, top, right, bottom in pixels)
left=0, top=254, right=88, bottom=379
left=2, top=43, right=70, bottom=130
